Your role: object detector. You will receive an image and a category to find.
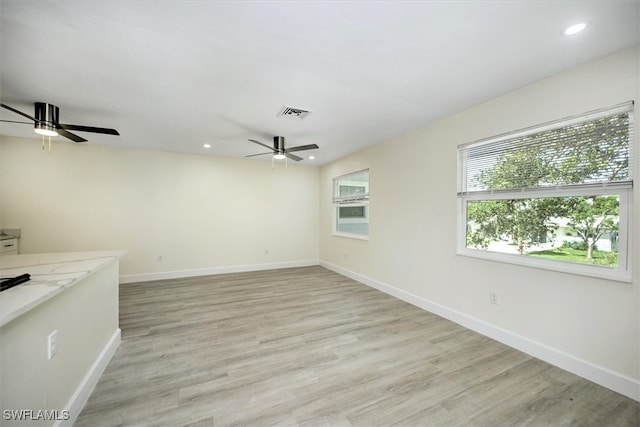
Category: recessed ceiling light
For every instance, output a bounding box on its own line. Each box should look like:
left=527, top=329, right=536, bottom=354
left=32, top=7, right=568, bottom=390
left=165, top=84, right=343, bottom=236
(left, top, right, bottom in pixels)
left=308, top=156, right=315, bottom=160
left=203, top=143, right=211, bottom=148
left=564, top=23, right=587, bottom=35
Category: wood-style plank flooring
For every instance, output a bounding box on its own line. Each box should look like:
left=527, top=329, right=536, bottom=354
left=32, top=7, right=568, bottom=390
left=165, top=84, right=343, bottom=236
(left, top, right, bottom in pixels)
left=76, top=266, right=640, bottom=426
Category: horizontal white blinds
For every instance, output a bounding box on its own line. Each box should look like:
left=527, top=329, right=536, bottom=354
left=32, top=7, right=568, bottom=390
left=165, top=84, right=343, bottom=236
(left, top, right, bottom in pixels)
left=333, top=169, right=369, bottom=203
left=458, top=102, right=634, bottom=195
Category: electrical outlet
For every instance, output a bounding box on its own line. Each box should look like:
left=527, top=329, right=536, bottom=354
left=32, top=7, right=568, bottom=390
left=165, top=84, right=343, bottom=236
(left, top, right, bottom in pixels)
left=47, top=330, right=58, bottom=360
left=157, top=255, right=163, bottom=262
left=264, top=249, right=269, bottom=255
left=489, top=291, right=499, bottom=305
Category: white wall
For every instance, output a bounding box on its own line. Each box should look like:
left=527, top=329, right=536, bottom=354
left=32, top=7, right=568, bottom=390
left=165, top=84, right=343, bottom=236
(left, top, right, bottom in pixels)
left=0, top=139, right=319, bottom=280
left=320, top=46, right=640, bottom=399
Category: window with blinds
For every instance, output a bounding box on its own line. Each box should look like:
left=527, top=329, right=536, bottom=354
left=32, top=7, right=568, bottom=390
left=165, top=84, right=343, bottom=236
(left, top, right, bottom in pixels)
left=456, top=102, right=634, bottom=281
left=333, top=169, right=370, bottom=238
left=333, top=169, right=370, bottom=203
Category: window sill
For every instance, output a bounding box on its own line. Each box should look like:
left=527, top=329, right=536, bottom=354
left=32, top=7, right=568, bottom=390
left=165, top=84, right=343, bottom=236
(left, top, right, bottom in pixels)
left=456, top=248, right=632, bottom=283
left=332, top=232, right=369, bottom=241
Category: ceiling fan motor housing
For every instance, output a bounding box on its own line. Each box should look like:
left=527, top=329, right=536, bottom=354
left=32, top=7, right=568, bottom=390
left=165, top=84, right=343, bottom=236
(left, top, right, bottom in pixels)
left=34, top=102, right=59, bottom=134
left=273, top=136, right=285, bottom=154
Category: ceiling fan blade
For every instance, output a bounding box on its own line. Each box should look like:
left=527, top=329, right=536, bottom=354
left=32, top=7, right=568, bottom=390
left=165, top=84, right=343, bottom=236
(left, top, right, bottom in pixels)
left=245, top=152, right=273, bottom=158
left=285, top=152, right=303, bottom=162
left=0, top=119, right=32, bottom=125
left=285, top=143, right=319, bottom=153
left=59, top=123, right=120, bottom=135
left=248, top=139, right=276, bottom=152
left=57, top=128, right=87, bottom=143
left=1, top=103, right=36, bottom=122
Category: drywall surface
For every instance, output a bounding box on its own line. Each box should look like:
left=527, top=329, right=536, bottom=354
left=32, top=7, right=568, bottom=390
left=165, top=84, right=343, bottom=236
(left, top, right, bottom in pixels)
left=320, top=46, right=640, bottom=394
left=0, top=140, right=319, bottom=278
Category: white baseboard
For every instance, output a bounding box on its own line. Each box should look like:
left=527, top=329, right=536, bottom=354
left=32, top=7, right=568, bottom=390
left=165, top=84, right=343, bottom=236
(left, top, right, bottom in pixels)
left=320, top=260, right=640, bottom=402
left=119, top=259, right=320, bottom=284
left=56, top=328, right=121, bottom=427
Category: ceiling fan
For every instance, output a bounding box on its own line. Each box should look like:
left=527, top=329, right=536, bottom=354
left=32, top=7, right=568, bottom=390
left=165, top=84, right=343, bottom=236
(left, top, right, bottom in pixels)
left=246, top=136, right=318, bottom=161
left=0, top=102, right=120, bottom=143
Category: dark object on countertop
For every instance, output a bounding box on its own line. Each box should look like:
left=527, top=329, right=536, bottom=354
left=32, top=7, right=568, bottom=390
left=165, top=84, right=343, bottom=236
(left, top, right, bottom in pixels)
left=1, top=274, right=31, bottom=291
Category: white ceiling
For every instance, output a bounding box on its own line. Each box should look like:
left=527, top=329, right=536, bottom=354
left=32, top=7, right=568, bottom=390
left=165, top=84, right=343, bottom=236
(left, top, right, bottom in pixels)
left=1, top=1, right=638, bottom=165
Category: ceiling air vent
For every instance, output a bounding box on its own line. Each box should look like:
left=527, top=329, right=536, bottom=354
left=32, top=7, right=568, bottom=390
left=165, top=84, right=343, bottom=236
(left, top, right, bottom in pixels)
left=278, top=106, right=311, bottom=120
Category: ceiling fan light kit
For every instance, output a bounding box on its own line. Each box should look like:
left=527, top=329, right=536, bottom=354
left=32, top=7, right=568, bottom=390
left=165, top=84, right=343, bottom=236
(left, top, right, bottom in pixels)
left=34, top=124, right=58, bottom=137
left=33, top=102, right=59, bottom=136
left=273, top=135, right=286, bottom=159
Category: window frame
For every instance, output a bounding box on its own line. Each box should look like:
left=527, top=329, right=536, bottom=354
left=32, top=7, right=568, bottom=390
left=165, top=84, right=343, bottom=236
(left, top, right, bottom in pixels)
left=332, top=169, right=370, bottom=240
left=457, top=186, right=632, bottom=282
left=456, top=103, right=634, bottom=283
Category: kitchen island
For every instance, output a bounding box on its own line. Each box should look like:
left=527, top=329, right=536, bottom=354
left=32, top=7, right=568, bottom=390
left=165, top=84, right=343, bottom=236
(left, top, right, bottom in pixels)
left=0, top=251, right=125, bottom=427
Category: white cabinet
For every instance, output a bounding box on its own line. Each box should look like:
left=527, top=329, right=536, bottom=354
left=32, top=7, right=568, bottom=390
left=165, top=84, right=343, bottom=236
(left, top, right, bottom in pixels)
left=0, top=238, right=18, bottom=255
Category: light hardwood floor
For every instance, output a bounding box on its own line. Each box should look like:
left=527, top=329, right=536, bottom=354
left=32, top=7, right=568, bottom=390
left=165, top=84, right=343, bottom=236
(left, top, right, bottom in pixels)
left=76, top=266, right=640, bottom=426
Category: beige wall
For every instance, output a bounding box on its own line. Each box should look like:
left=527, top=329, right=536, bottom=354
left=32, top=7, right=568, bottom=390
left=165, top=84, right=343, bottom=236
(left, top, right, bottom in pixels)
left=320, top=46, right=640, bottom=388
left=0, top=140, right=320, bottom=278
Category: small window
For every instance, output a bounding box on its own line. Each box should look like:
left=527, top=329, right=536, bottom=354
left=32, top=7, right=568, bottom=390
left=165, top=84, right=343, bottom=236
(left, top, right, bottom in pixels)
left=333, top=169, right=369, bottom=239
left=457, top=102, right=634, bottom=281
